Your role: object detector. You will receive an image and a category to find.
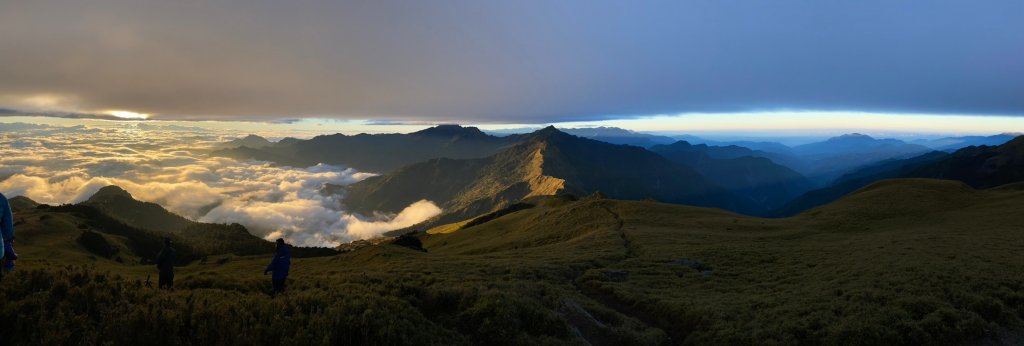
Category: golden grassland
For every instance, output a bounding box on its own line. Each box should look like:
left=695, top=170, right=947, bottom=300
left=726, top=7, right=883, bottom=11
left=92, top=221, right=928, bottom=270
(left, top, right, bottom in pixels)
left=3, top=179, right=1024, bottom=345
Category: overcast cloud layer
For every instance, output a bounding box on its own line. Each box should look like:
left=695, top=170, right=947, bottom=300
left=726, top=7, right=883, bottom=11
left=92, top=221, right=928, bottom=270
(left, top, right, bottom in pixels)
left=1, top=1, right=1022, bottom=122
left=0, top=122, right=441, bottom=247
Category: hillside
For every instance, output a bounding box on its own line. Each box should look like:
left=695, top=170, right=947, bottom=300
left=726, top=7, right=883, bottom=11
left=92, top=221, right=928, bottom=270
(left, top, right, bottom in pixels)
left=419, top=178, right=1024, bottom=344
left=5, top=179, right=1024, bottom=345
left=650, top=141, right=814, bottom=213
left=8, top=200, right=255, bottom=266
left=82, top=185, right=195, bottom=233
left=772, top=152, right=948, bottom=216
left=212, top=125, right=519, bottom=172
left=906, top=136, right=1024, bottom=188
left=344, top=127, right=741, bottom=226
left=6, top=187, right=337, bottom=264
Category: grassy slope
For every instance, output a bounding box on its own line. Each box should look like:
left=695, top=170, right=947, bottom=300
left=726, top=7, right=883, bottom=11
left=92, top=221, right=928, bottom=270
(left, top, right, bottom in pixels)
left=3, top=179, right=1024, bottom=345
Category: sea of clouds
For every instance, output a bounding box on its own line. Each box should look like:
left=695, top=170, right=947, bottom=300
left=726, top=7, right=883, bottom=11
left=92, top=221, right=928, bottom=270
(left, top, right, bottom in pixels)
left=0, top=122, right=442, bottom=247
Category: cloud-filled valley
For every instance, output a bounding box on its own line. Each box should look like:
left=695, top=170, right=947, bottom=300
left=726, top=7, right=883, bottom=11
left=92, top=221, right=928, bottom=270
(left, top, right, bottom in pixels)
left=0, top=122, right=442, bottom=246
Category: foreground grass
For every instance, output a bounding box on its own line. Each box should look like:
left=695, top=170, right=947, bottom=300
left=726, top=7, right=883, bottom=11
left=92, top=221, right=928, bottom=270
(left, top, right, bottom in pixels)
left=2, top=179, right=1024, bottom=345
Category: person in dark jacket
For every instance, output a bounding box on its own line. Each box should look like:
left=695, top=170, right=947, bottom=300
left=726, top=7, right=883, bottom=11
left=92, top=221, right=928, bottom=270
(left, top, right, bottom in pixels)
left=155, top=238, right=176, bottom=289
left=0, top=192, right=16, bottom=280
left=264, top=238, right=291, bottom=296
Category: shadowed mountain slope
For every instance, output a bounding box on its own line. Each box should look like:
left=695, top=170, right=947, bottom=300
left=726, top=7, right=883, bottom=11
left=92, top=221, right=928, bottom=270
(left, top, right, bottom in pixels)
left=906, top=136, right=1024, bottom=188
left=650, top=141, right=815, bottom=213
left=775, top=135, right=1024, bottom=216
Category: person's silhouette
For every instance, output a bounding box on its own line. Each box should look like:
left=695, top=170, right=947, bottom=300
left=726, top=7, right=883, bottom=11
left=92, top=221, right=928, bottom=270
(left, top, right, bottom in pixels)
left=0, top=192, right=16, bottom=280
left=155, top=238, right=176, bottom=289
left=264, top=238, right=291, bottom=296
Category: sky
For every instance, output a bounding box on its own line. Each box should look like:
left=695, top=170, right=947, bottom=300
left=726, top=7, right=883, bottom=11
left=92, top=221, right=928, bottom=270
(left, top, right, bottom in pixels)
left=1, top=0, right=1023, bottom=133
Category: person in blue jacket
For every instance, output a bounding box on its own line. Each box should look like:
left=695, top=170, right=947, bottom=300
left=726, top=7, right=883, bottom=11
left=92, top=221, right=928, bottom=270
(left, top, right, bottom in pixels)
left=0, top=192, right=17, bottom=279
left=155, top=238, right=176, bottom=289
left=264, top=238, right=291, bottom=296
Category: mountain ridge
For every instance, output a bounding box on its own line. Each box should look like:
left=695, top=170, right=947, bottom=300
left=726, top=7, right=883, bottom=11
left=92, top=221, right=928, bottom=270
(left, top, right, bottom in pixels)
left=344, top=127, right=741, bottom=227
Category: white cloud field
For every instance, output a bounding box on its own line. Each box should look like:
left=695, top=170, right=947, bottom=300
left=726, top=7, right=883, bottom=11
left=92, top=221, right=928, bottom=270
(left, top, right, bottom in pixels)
left=0, top=121, right=441, bottom=247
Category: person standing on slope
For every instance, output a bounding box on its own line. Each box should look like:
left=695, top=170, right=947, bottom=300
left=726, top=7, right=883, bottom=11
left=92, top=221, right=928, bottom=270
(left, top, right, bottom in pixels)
left=0, top=192, right=17, bottom=280
left=155, top=238, right=176, bottom=289
left=264, top=238, right=291, bottom=296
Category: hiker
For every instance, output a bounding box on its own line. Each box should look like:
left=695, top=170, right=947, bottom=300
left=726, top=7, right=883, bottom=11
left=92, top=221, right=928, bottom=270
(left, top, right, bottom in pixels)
left=155, top=238, right=176, bottom=289
left=264, top=238, right=291, bottom=296
left=0, top=192, right=16, bottom=280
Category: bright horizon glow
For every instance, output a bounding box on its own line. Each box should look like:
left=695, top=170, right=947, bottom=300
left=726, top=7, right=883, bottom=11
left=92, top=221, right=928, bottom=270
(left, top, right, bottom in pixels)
left=3, top=111, right=1024, bottom=141
left=547, top=111, right=1024, bottom=137
left=106, top=110, right=150, bottom=120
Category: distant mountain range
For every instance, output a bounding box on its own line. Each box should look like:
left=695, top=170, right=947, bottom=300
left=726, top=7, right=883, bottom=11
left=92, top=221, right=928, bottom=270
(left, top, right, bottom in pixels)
left=212, top=125, right=1021, bottom=223
left=555, top=127, right=677, bottom=148
left=651, top=133, right=941, bottom=192
left=488, top=126, right=678, bottom=148
left=787, top=133, right=932, bottom=184
left=911, top=133, right=1022, bottom=151
left=213, top=125, right=519, bottom=172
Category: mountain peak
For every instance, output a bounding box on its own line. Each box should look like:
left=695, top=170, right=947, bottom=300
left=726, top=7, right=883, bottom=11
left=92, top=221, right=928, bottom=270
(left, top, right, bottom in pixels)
left=83, top=185, right=195, bottom=233
left=833, top=133, right=874, bottom=141
left=527, top=126, right=569, bottom=140
left=413, top=124, right=487, bottom=137
left=217, top=134, right=274, bottom=149
left=663, top=140, right=695, bottom=148
left=8, top=195, right=39, bottom=210
left=89, top=185, right=133, bottom=201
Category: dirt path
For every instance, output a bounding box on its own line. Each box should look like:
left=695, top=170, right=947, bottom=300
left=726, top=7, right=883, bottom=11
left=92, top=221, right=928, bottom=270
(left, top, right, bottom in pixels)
left=563, top=202, right=683, bottom=345
left=596, top=203, right=634, bottom=258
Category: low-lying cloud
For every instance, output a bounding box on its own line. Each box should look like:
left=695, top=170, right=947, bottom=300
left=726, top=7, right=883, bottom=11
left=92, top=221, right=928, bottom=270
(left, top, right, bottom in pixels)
left=0, top=122, right=442, bottom=246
